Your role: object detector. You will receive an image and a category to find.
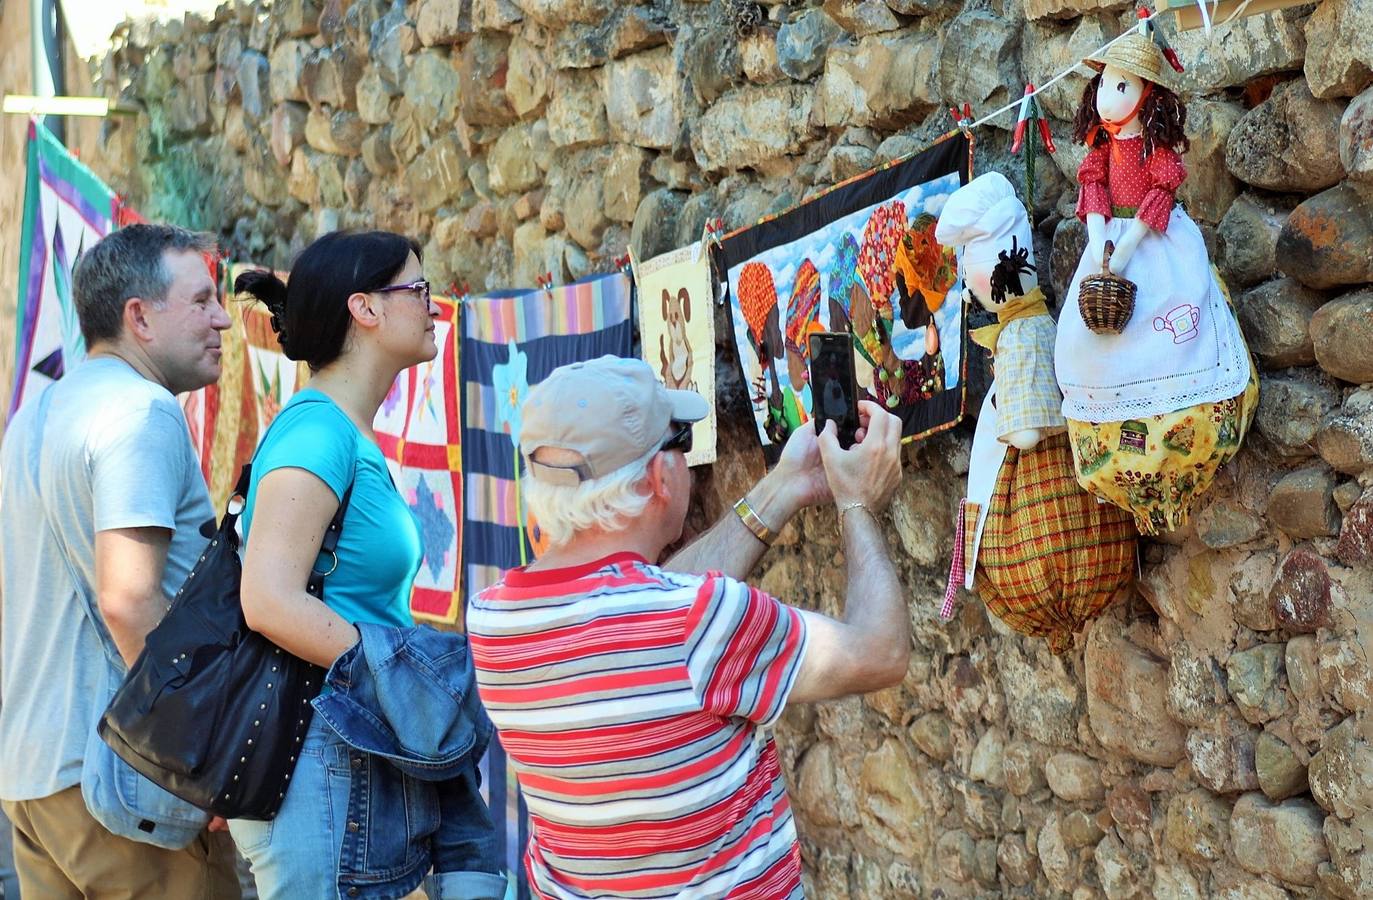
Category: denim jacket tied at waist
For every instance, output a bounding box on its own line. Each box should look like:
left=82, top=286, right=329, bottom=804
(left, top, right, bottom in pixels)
left=312, top=623, right=505, bottom=900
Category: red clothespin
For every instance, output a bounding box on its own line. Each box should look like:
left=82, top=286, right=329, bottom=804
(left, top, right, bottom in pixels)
left=445, top=280, right=461, bottom=298
left=1011, top=86, right=1035, bottom=154
left=948, top=102, right=973, bottom=136
left=535, top=272, right=554, bottom=298
left=1012, top=86, right=1056, bottom=155
left=1139, top=7, right=1185, bottom=73
left=613, top=252, right=631, bottom=272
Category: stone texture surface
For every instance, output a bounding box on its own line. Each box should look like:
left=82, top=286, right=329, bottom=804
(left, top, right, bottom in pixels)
left=1305, top=0, right=1373, bottom=99
left=1226, top=79, right=1348, bottom=193
left=1254, top=371, right=1341, bottom=457
left=1218, top=193, right=1292, bottom=289
left=692, top=85, right=816, bottom=173
left=1310, top=288, right=1373, bottom=383
left=1276, top=181, right=1373, bottom=290
left=1236, top=276, right=1325, bottom=368
left=1318, top=388, right=1373, bottom=475
left=87, top=4, right=1373, bottom=896
left=1265, top=465, right=1340, bottom=539
left=812, top=27, right=940, bottom=129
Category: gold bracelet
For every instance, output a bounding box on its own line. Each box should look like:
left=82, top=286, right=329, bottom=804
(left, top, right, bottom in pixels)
left=733, top=496, right=777, bottom=547
left=838, top=501, right=869, bottom=536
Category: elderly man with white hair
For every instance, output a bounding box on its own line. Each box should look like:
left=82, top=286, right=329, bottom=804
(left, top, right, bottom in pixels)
left=467, top=355, right=909, bottom=899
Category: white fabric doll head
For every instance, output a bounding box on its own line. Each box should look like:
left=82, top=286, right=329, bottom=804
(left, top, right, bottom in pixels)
left=935, top=172, right=1039, bottom=314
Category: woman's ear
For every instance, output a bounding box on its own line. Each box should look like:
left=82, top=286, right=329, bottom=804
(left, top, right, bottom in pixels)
left=347, top=290, right=382, bottom=331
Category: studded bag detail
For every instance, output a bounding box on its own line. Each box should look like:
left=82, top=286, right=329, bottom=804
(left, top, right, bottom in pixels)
left=98, top=461, right=354, bottom=821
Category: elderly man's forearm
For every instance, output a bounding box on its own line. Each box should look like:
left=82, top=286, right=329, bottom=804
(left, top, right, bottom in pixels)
left=840, top=509, right=909, bottom=685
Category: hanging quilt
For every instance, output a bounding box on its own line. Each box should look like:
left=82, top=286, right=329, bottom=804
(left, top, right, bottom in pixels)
left=631, top=241, right=718, bottom=466
left=184, top=263, right=315, bottom=513
left=716, top=132, right=973, bottom=461
left=9, top=121, right=117, bottom=417
left=459, top=272, right=634, bottom=895
left=374, top=294, right=464, bottom=625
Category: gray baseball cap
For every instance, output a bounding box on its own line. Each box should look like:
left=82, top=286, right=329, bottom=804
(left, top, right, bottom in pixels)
left=520, top=356, right=708, bottom=486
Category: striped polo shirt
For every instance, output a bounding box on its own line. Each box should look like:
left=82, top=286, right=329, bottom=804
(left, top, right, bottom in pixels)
left=468, top=552, right=809, bottom=899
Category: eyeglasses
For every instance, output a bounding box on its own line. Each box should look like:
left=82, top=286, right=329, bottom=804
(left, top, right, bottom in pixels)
left=659, top=420, right=693, bottom=455
left=375, top=279, right=431, bottom=307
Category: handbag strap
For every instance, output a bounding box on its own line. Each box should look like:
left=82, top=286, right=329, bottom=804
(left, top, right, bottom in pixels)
left=240, top=395, right=358, bottom=601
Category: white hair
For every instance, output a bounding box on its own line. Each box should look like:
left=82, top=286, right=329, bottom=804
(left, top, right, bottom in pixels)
left=523, top=446, right=660, bottom=549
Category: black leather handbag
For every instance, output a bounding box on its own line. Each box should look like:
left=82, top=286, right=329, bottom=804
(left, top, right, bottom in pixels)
left=99, top=462, right=353, bottom=820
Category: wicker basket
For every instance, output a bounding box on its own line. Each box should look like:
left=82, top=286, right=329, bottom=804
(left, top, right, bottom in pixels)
left=1078, top=241, right=1136, bottom=335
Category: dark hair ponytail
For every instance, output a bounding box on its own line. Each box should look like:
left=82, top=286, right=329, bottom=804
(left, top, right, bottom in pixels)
left=234, top=230, right=422, bottom=371
left=233, top=268, right=293, bottom=354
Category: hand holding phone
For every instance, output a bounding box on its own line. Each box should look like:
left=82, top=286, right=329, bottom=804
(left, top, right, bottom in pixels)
left=808, top=332, right=861, bottom=449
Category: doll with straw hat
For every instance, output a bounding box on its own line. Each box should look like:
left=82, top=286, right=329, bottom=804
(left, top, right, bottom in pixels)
left=1053, top=19, right=1257, bottom=536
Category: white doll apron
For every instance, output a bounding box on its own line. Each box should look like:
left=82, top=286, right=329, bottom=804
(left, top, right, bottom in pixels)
left=1055, top=207, right=1250, bottom=423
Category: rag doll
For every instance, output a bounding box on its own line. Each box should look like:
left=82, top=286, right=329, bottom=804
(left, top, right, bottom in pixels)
left=1055, top=31, right=1257, bottom=535
left=938, top=172, right=1136, bottom=654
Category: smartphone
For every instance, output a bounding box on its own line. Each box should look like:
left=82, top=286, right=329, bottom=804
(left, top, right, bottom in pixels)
left=808, top=332, right=861, bottom=449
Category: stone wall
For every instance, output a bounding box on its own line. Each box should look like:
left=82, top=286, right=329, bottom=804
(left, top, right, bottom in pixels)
left=87, top=0, right=1373, bottom=896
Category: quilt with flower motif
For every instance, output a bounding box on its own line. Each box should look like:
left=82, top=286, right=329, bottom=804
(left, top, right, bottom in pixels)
left=458, top=272, right=635, bottom=592
left=373, top=294, right=465, bottom=625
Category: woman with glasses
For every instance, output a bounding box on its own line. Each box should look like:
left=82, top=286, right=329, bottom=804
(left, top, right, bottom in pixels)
left=231, top=232, right=501, bottom=899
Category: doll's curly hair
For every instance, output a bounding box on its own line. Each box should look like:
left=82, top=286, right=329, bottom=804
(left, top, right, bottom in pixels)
left=1072, top=72, right=1189, bottom=159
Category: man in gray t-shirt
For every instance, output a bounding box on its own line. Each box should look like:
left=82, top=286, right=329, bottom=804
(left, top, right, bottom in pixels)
left=0, top=224, right=239, bottom=897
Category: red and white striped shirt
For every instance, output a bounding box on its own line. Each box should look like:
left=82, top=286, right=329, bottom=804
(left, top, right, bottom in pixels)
left=469, top=552, right=809, bottom=899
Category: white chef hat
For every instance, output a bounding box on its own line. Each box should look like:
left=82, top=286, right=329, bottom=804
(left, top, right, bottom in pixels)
left=934, top=172, right=1036, bottom=268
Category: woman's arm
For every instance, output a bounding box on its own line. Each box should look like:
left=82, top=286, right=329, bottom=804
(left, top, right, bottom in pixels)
left=240, top=467, right=360, bottom=668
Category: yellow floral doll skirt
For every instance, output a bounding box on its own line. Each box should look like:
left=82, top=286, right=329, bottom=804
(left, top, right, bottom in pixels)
left=1066, top=364, right=1258, bottom=536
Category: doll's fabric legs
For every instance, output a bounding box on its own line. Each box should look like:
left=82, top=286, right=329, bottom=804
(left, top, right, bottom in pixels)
left=1065, top=366, right=1259, bottom=535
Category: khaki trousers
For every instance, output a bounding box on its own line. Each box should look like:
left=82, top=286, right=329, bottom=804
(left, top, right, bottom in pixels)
left=2, top=786, right=240, bottom=900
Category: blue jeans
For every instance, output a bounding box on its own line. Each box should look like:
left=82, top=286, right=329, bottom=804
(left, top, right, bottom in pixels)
left=0, top=803, right=17, bottom=899
left=228, top=717, right=347, bottom=899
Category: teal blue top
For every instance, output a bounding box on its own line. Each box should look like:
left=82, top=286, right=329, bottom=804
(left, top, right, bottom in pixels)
left=242, top=389, right=419, bottom=628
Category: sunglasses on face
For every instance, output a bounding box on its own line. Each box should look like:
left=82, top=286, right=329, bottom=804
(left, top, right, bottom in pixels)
left=374, top=279, right=432, bottom=307
left=659, top=420, right=693, bottom=455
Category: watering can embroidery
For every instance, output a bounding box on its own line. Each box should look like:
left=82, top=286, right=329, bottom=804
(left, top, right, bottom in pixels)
left=1153, top=303, right=1200, bottom=344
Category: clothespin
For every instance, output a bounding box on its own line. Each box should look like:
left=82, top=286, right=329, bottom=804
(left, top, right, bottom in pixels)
left=701, top=218, right=727, bottom=305
left=1011, top=85, right=1056, bottom=155
left=535, top=271, right=554, bottom=299
left=613, top=252, right=631, bottom=273
left=948, top=102, right=974, bottom=137
left=445, top=280, right=461, bottom=298
left=1139, top=8, right=1186, bottom=73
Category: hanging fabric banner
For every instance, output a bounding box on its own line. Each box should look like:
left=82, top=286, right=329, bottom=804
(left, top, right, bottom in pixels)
left=186, top=263, right=315, bottom=513
left=374, top=294, right=465, bottom=625
left=716, top=132, right=973, bottom=461
left=458, top=272, right=634, bottom=894
left=9, top=121, right=117, bottom=417
left=631, top=242, right=718, bottom=466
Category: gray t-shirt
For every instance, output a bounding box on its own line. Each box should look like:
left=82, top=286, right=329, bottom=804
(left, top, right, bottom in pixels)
left=0, top=357, right=213, bottom=801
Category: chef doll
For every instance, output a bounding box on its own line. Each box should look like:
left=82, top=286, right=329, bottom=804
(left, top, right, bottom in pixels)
left=938, top=173, right=1136, bottom=654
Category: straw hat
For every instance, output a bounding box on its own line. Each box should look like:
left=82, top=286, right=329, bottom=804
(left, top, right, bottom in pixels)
left=1085, top=33, right=1169, bottom=89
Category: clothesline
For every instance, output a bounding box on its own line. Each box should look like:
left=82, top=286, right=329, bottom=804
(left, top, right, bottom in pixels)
left=955, top=1, right=1248, bottom=134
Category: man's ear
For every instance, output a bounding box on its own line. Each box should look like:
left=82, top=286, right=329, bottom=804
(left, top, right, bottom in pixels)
left=122, top=296, right=156, bottom=342
left=347, top=290, right=381, bottom=331
left=644, top=452, right=671, bottom=500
